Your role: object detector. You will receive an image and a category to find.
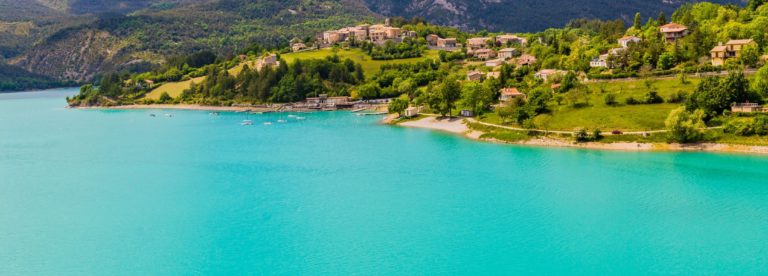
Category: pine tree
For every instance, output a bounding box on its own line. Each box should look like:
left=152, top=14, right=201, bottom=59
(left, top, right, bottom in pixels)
left=633, top=12, right=642, bottom=30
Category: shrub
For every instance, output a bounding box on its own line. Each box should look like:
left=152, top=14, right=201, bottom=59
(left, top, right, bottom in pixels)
left=592, top=128, right=603, bottom=140
left=604, top=93, right=617, bottom=106
left=667, top=90, right=688, bottom=103
left=158, top=92, right=172, bottom=104
left=643, top=91, right=664, bottom=104
left=574, top=128, right=590, bottom=142
left=625, top=96, right=639, bottom=105
left=665, top=107, right=706, bottom=143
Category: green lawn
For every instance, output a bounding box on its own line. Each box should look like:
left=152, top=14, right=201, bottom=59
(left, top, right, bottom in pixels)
left=281, top=48, right=439, bottom=77
left=482, top=77, right=701, bottom=131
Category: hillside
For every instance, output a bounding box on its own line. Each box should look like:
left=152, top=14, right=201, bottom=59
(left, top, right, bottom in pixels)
left=0, top=63, right=71, bottom=91
left=2, top=0, right=379, bottom=83
left=363, top=0, right=745, bottom=32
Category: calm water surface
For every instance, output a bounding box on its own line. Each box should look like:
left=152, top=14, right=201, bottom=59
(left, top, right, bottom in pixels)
left=1, top=88, right=767, bottom=275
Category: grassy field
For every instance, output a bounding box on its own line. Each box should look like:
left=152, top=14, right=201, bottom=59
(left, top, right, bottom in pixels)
left=281, top=48, right=439, bottom=76
left=145, top=61, right=257, bottom=100
left=480, top=77, right=701, bottom=131
left=146, top=49, right=438, bottom=100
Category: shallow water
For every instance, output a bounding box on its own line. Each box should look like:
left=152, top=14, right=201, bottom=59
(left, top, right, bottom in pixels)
left=1, top=88, right=767, bottom=275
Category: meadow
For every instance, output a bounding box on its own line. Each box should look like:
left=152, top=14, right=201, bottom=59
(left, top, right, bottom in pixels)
left=480, top=77, right=701, bottom=131
left=145, top=49, right=439, bottom=100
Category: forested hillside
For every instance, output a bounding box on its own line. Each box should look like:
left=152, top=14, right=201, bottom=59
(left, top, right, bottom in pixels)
left=1, top=0, right=378, bottom=84
left=364, top=0, right=745, bottom=32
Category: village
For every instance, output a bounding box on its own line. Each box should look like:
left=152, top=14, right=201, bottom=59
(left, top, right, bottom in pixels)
left=277, top=19, right=768, bottom=117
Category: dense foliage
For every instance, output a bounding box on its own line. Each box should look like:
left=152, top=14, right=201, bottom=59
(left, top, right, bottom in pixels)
left=0, top=64, right=73, bottom=92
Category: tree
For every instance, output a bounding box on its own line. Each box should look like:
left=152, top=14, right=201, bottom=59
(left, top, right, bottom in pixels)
left=438, top=76, right=462, bottom=117
left=559, top=71, right=579, bottom=92
left=752, top=65, right=768, bottom=98
left=748, top=0, right=767, bottom=11
left=665, top=107, right=706, bottom=143
left=633, top=12, right=642, bottom=30
left=356, top=82, right=380, bottom=99
left=460, top=82, right=483, bottom=114
left=658, top=11, right=667, bottom=25
left=657, top=52, right=675, bottom=70
left=497, top=104, right=517, bottom=124
left=643, top=91, right=664, bottom=104
left=686, top=73, right=753, bottom=117
left=739, top=45, right=760, bottom=68
left=388, top=94, right=410, bottom=116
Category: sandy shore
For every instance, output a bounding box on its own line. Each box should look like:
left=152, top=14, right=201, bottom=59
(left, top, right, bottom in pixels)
left=398, top=116, right=484, bottom=139
left=395, top=116, right=768, bottom=155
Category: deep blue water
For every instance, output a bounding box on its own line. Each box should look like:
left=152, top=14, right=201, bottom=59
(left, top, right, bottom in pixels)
left=1, top=88, right=768, bottom=275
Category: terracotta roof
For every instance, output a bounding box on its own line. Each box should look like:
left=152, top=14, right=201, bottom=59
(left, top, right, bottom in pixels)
left=475, top=49, right=495, bottom=53
left=618, top=36, right=640, bottom=41
left=726, top=39, right=754, bottom=46
left=499, top=48, right=516, bottom=53
left=500, top=88, right=523, bottom=95
left=711, top=45, right=728, bottom=52
left=467, top=70, right=483, bottom=76
left=660, top=23, right=688, bottom=32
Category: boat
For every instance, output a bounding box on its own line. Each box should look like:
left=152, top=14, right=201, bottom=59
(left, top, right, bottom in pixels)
left=356, top=112, right=387, bottom=116
left=209, top=112, right=220, bottom=116
left=263, top=122, right=273, bottom=125
left=240, top=120, right=253, bottom=125
left=287, top=114, right=297, bottom=118
left=295, top=117, right=306, bottom=120
left=351, top=108, right=366, bottom=113
left=277, top=120, right=287, bottom=123
left=164, top=113, right=173, bottom=117
left=149, top=114, right=156, bottom=117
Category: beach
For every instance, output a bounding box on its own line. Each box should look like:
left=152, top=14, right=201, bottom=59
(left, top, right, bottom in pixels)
left=395, top=115, right=768, bottom=154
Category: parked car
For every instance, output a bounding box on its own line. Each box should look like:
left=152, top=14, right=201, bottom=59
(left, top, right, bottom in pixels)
left=611, top=130, right=623, bottom=135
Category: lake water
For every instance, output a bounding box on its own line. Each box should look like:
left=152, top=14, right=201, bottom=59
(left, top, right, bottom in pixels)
left=1, top=88, right=768, bottom=275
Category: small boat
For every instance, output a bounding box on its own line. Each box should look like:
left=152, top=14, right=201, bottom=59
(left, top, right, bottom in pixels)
left=149, top=114, right=156, bottom=117
left=210, top=112, right=220, bottom=116
left=164, top=113, right=173, bottom=117
left=277, top=119, right=287, bottom=123
left=240, top=120, right=253, bottom=125
left=263, top=122, right=273, bottom=125
left=351, top=108, right=366, bottom=113
left=287, top=114, right=297, bottom=118
left=295, top=117, right=306, bottom=120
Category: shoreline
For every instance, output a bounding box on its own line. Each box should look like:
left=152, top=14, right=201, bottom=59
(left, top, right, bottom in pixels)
left=70, top=104, right=277, bottom=112
left=394, top=115, right=768, bottom=155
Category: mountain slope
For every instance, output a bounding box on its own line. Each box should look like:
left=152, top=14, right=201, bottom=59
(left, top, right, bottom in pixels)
left=363, top=0, right=745, bottom=32
left=6, top=0, right=378, bottom=82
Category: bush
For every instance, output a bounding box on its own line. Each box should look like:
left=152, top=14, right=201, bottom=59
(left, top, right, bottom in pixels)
left=625, top=96, right=639, bottom=105
left=643, top=91, right=664, bottom=104
left=604, top=93, right=617, bottom=106
left=574, top=128, right=590, bottom=142
left=158, top=92, right=172, bottom=104
left=592, top=128, right=603, bottom=140
left=667, top=90, right=688, bottom=103
left=754, top=115, right=768, bottom=135
left=665, top=107, right=706, bottom=143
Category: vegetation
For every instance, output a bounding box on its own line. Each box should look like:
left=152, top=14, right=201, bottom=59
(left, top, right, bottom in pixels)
left=0, top=64, right=73, bottom=92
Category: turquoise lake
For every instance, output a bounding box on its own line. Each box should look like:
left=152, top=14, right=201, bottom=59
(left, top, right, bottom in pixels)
left=1, top=88, right=768, bottom=275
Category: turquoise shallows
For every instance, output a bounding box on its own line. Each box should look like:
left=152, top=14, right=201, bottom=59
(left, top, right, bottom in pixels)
left=1, top=88, right=767, bottom=275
